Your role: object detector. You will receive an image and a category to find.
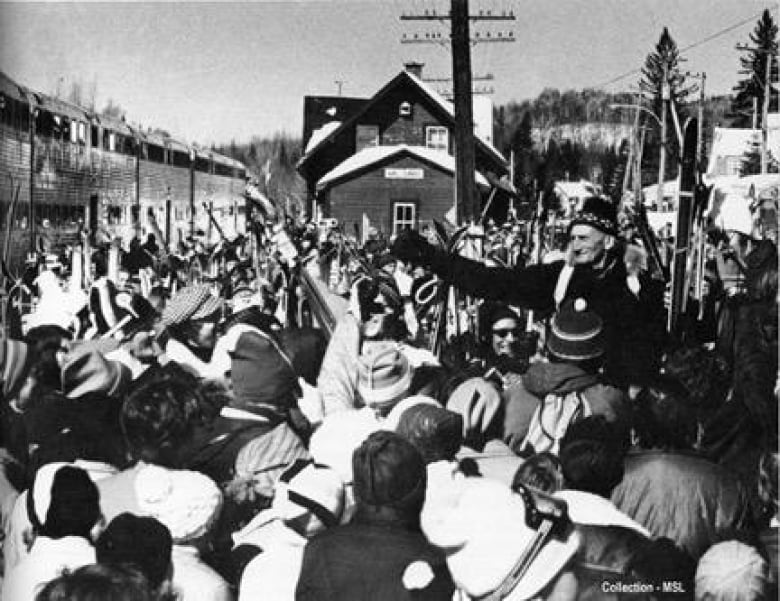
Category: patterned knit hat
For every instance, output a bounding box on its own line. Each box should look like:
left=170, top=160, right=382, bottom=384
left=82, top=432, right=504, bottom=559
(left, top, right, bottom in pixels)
left=160, top=284, right=222, bottom=327
left=357, top=343, right=413, bottom=410
left=547, top=298, right=604, bottom=362
left=132, top=464, right=223, bottom=544
left=570, top=197, right=618, bottom=236
left=0, top=338, right=31, bottom=398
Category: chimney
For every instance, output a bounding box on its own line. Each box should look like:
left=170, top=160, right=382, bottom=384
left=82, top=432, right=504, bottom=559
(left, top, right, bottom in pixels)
left=404, top=61, right=424, bottom=79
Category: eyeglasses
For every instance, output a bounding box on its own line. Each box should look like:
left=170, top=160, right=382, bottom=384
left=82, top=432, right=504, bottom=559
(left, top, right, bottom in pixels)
left=492, top=328, right=519, bottom=339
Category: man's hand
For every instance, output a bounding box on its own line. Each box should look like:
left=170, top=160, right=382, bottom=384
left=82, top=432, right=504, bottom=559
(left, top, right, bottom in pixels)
left=391, top=230, right=436, bottom=266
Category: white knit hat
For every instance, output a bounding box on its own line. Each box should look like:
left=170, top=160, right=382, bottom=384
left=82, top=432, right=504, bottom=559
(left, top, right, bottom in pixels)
left=309, top=410, right=381, bottom=484
left=133, top=465, right=223, bottom=543
left=422, top=478, right=579, bottom=600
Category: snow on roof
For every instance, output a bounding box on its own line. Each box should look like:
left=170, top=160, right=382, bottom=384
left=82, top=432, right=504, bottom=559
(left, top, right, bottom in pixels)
left=301, top=70, right=506, bottom=166
left=405, top=71, right=506, bottom=164
left=316, top=144, right=489, bottom=189
left=305, top=121, right=341, bottom=154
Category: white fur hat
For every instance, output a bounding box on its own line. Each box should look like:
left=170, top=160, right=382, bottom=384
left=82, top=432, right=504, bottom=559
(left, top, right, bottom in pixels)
left=422, top=478, right=579, bottom=600
left=308, top=410, right=381, bottom=484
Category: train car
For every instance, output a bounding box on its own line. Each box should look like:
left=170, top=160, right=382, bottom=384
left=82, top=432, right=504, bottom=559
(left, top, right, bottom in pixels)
left=0, top=70, right=248, bottom=272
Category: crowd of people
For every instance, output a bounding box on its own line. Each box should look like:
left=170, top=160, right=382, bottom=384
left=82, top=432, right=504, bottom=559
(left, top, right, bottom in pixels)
left=0, top=192, right=776, bottom=601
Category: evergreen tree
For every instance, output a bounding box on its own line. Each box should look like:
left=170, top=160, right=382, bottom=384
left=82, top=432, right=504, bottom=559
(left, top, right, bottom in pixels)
left=732, top=10, right=778, bottom=128
left=639, top=28, right=694, bottom=182
left=639, top=28, right=695, bottom=115
left=511, top=112, right=537, bottom=201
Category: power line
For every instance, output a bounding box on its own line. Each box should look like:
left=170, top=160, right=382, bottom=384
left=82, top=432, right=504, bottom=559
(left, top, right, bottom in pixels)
left=595, top=10, right=766, bottom=89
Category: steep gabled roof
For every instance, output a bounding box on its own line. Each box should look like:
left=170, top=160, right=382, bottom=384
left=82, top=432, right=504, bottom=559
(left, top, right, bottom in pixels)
left=317, top=144, right=489, bottom=191
left=298, top=69, right=507, bottom=171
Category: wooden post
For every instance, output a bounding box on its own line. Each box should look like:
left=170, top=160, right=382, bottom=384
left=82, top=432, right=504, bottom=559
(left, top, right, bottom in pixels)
left=452, top=0, right=477, bottom=224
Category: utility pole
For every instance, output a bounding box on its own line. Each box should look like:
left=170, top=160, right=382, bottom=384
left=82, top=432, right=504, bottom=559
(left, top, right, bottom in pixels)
left=657, top=65, right=669, bottom=210
left=452, top=0, right=477, bottom=221
left=400, top=2, right=515, bottom=223
left=334, top=80, right=346, bottom=96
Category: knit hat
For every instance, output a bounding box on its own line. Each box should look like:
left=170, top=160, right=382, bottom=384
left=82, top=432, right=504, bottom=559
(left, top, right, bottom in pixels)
left=357, top=343, right=413, bottom=410
left=61, top=349, right=133, bottom=399
left=569, top=197, right=618, bottom=236
left=271, top=460, right=345, bottom=527
left=96, top=513, right=173, bottom=589
left=230, top=330, right=299, bottom=415
left=0, top=338, right=31, bottom=398
left=160, top=284, right=222, bottom=327
left=695, top=541, right=773, bottom=601
left=131, top=464, right=223, bottom=543
left=422, top=478, right=579, bottom=600
left=396, top=404, right=464, bottom=464
left=546, top=298, right=604, bottom=362
left=352, top=430, right=426, bottom=511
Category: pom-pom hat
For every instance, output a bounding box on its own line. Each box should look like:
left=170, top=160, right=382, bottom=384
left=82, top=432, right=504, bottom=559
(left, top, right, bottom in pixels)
left=546, top=298, right=604, bottom=362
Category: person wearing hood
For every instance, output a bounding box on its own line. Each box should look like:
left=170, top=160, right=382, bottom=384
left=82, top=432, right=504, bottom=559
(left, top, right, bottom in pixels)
left=392, top=196, right=666, bottom=387
left=502, top=297, right=629, bottom=456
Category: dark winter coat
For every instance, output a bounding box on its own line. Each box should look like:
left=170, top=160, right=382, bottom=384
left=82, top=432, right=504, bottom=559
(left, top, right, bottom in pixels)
left=295, top=508, right=454, bottom=601
left=425, top=251, right=666, bottom=386
left=611, top=450, right=756, bottom=560
left=502, top=361, right=630, bottom=454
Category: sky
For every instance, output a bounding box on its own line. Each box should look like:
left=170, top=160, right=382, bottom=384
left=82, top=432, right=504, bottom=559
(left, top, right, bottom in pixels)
left=0, top=0, right=775, bottom=146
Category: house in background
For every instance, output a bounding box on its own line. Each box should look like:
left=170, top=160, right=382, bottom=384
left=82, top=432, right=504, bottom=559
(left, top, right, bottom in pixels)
left=706, top=113, right=780, bottom=178
left=297, top=62, right=508, bottom=237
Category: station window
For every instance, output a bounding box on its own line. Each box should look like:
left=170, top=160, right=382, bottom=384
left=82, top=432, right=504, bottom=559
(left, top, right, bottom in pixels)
left=91, top=125, right=99, bottom=147
left=356, top=124, right=379, bottom=152
left=392, top=202, right=416, bottom=235
left=425, top=126, right=449, bottom=152
left=78, top=122, right=87, bottom=144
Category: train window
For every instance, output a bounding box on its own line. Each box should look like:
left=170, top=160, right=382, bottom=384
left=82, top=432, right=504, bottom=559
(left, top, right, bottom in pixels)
left=36, top=110, right=54, bottom=136
left=173, top=151, right=189, bottom=168
left=148, top=144, right=164, bottom=163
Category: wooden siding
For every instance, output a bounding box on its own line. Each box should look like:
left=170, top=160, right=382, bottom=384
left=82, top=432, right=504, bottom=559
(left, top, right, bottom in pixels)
left=324, top=154, right=455, bottom=237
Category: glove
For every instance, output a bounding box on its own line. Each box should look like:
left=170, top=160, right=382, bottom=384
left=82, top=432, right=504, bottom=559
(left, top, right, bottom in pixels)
left=392, top=230, right=436, bottom=266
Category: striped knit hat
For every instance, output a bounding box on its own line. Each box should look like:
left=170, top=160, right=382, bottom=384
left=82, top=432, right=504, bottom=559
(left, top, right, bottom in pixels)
left=547, top=298, right=604, bottom=362
left=0, top=338, right=31, bottom=398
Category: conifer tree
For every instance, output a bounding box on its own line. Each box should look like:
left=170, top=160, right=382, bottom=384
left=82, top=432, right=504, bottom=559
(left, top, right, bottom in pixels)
left=733, top=10, right=778, bottom=128
left=639, top=28, right=695, bottom=116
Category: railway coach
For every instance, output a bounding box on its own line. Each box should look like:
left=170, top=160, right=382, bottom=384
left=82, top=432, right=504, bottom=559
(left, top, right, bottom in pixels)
left=0, top=70, right=247, bottom=271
